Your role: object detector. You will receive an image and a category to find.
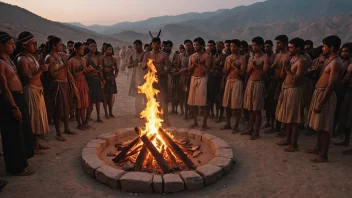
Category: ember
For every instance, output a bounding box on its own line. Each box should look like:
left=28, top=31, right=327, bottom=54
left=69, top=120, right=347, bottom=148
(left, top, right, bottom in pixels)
left=112, top=59, right=197, bottom=173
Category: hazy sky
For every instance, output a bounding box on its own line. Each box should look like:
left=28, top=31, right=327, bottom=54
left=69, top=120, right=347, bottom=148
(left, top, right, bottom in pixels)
left=3, top=0, right=263, bottom=25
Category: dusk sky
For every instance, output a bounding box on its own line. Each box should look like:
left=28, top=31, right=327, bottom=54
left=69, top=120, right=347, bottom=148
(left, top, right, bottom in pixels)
left=3, top=0, right=263, bottom=25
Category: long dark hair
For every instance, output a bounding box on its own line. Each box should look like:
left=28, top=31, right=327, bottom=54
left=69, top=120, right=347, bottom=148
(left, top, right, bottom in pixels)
left=104, top=44, right=114, bottom=56
left=46, top=36, right=61, bottom=54
left=69, top=42, right=84, bottom=60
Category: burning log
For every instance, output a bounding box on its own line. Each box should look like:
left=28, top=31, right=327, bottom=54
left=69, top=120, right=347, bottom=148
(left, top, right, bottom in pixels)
left=112, top=136, right=141, bottom=163
left=140, top=134, right=172, bottom=173
left=166, top=148, right=180, bottom=170
left=158, top=128, right=195, bottom=170
left=134, top=145, right=148, bottom=171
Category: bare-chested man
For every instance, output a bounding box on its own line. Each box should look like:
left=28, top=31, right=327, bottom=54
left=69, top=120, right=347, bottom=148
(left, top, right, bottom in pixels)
left=213, top=41, right=227, bottom=123
left=242, top=37, right=269, bottom=140
left=188, top=37, right=211, bottom=130
left=221, top=39, right=246, bottom=134
left=264, top=35, right=291, bottom=136
left=142, top=37, right=171, bottom=125
left=173, top=39, right=193, bottom=119
left=46, top=36, right=76, bottom=141
left=16, top=31, right=49, bottom=154
left=207, top=40, right=217, bottom=119
left=263, top=40, right=275, bottom=128
left=128, top=40, right=146, bottom=117
left=334, top=43, right=352, bottom=147
left=307, top=35, right=343, bottom=163
left=276, top=38, right=307, bottom=152
left=0, top=31, right=34, bottom=175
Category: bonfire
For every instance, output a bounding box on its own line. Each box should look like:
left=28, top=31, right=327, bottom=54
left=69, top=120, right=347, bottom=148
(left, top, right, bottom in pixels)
left=112, top=59, right=196, bottom=173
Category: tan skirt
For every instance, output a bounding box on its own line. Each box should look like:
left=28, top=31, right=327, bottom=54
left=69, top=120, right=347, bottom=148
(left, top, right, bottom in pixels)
left=275, top=84, right=304, bottom=124
left=24, top=85, right=49, bottom=135
left=75, top=79, right=89, bottom=109
left=243, top=80, right=265, bottom=111
left=222, top=78, right=243, bottom=109
left=308, top=89, right=336, bottom=133
left=187, top=76, right=207, bottom=106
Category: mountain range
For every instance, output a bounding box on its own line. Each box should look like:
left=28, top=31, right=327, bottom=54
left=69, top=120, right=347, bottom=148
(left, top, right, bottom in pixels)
left=1, top=0, right=352, bottom=47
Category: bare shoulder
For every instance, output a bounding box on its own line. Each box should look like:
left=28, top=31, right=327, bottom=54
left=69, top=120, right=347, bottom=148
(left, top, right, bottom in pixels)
left=17, top=56, right=28, bottom=66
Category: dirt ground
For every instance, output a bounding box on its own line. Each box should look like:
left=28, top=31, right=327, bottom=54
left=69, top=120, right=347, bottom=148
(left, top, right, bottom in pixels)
left=1, top=72, right=352, bottom=198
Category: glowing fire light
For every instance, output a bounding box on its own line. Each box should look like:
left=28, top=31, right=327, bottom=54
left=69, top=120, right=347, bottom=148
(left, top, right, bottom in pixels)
left=138, top=59, right=170, bottom=151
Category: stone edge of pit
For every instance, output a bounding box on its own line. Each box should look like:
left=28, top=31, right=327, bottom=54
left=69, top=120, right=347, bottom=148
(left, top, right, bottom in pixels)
left=81, top=128, right=235, bottom=193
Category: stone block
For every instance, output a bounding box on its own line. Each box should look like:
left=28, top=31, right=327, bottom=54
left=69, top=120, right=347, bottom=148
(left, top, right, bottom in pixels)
left=209, top=138, right=231, bottom=152
left=85, top=142, right=103, bottom=153
left=177, top=128, right=189, bottom=137
left=180, top=171, right=204, bottom=190
left=152, top=175, right=163, bottom=193
left=82, top=147, right=99, bottom=156
left=95, top=165, right=126, bottom=189
left=120, top=172, right=153, bottom=193
left=215, top=148, right=234, bottom=161
left=196, top=164, right=222, bottom=185
left=208, top=157, right=232, bottom=174
left=89, top=139, right=108, bottom=149
left=97, top=133, right=117, bottom=145
left=115, top=128, right=129, bottom=139
left=82, top=154, right=105, bottom=178
left=163, top=174, right=185, bottom=193
left=201, top=133, right=217, bottom=145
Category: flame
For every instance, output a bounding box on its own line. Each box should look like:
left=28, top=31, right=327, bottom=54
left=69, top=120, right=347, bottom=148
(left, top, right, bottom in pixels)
left=138, top=59, right=169, bottom=151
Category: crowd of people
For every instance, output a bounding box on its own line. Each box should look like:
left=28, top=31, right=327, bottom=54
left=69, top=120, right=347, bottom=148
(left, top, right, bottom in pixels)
left=0, top=30, right=351, bottom=184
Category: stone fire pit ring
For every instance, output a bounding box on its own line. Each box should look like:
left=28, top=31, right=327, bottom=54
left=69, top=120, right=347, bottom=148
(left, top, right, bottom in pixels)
left=81, top=127, right=235, bottom=193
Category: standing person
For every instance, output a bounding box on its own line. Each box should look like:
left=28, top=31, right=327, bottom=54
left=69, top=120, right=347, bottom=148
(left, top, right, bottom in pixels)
left=174, top=39, right=193, bottom=119
left=264, top=35, right=291, bottom=136
left=46, top=36, right=77, bottom=141
left=67, top=40, right=74, bottom=56
left=142, top=37, right=171, bottom=125
left=84, top=39, right=104, bottom=123
left=126, top=46, right=134, bottom=80
left=223, top=40, right=231, bottom=55
left=68, top=42, right=90, bottom=130
left=0, top=31, right=34, bottom=175
left=338, top=61, right=352, bottom=154
left=128, top=40, right=146, bottom=117
left=188, top=37, right=211, bottom=130
left=99, top=44, right=118, bottom=119
left=240, top=40, right=250, bottom=124
left=221, top=39, right=246, bottom=133
left=15, top=31, right=49, bottom=154
left=119, top=46, right=126, bottom=72
left=207, top=40, right=216, bottom=119
left=263, top=40, right=276, bottom=129
left=242, top=37, right=269, bottom=140
left=307, top=35, right=343, bottom=163
left=213, top=41, right=228, bottom=123
left=332, top=43, right=352, bottom=139
left=275, top=38, right=307, bottom=152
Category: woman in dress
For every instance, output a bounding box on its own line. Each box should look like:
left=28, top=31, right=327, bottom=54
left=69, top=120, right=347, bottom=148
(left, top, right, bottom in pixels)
left=99, top=44, right=118, bottom=118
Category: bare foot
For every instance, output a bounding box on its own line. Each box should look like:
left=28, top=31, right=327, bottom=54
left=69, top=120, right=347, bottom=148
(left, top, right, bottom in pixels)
left=56, top=136, right=66, bottom=142
left=311, top=156, right=328, bottom=163
left=250, top=135, right=260, bottom=140
left=14, top=168, right=35, bottom=176
left=104, top=115, right=110, bottom=119
left=241, top=130, right=253, bottom=136
left=201, top=125, right=209, bottom=131
left=306, top=148, right=321, bottom=155
left=284, top=146, right=299, bottom=152
left=277, top=140, right=291, bottom=146
left=96, top=119, right=104, bottom=123
left=64, top=130, right=77, bottom=135
left=109, top=114, right=115, bottom=118
left=77, top=125, right=85, bottom=131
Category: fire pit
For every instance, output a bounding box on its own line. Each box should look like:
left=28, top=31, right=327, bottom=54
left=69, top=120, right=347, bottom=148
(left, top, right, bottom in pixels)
left=81, top=60, right=235, bottom=193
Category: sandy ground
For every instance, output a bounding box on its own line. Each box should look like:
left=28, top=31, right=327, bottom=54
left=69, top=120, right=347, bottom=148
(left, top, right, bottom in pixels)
left=1, top=72, right=352, bottom=198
